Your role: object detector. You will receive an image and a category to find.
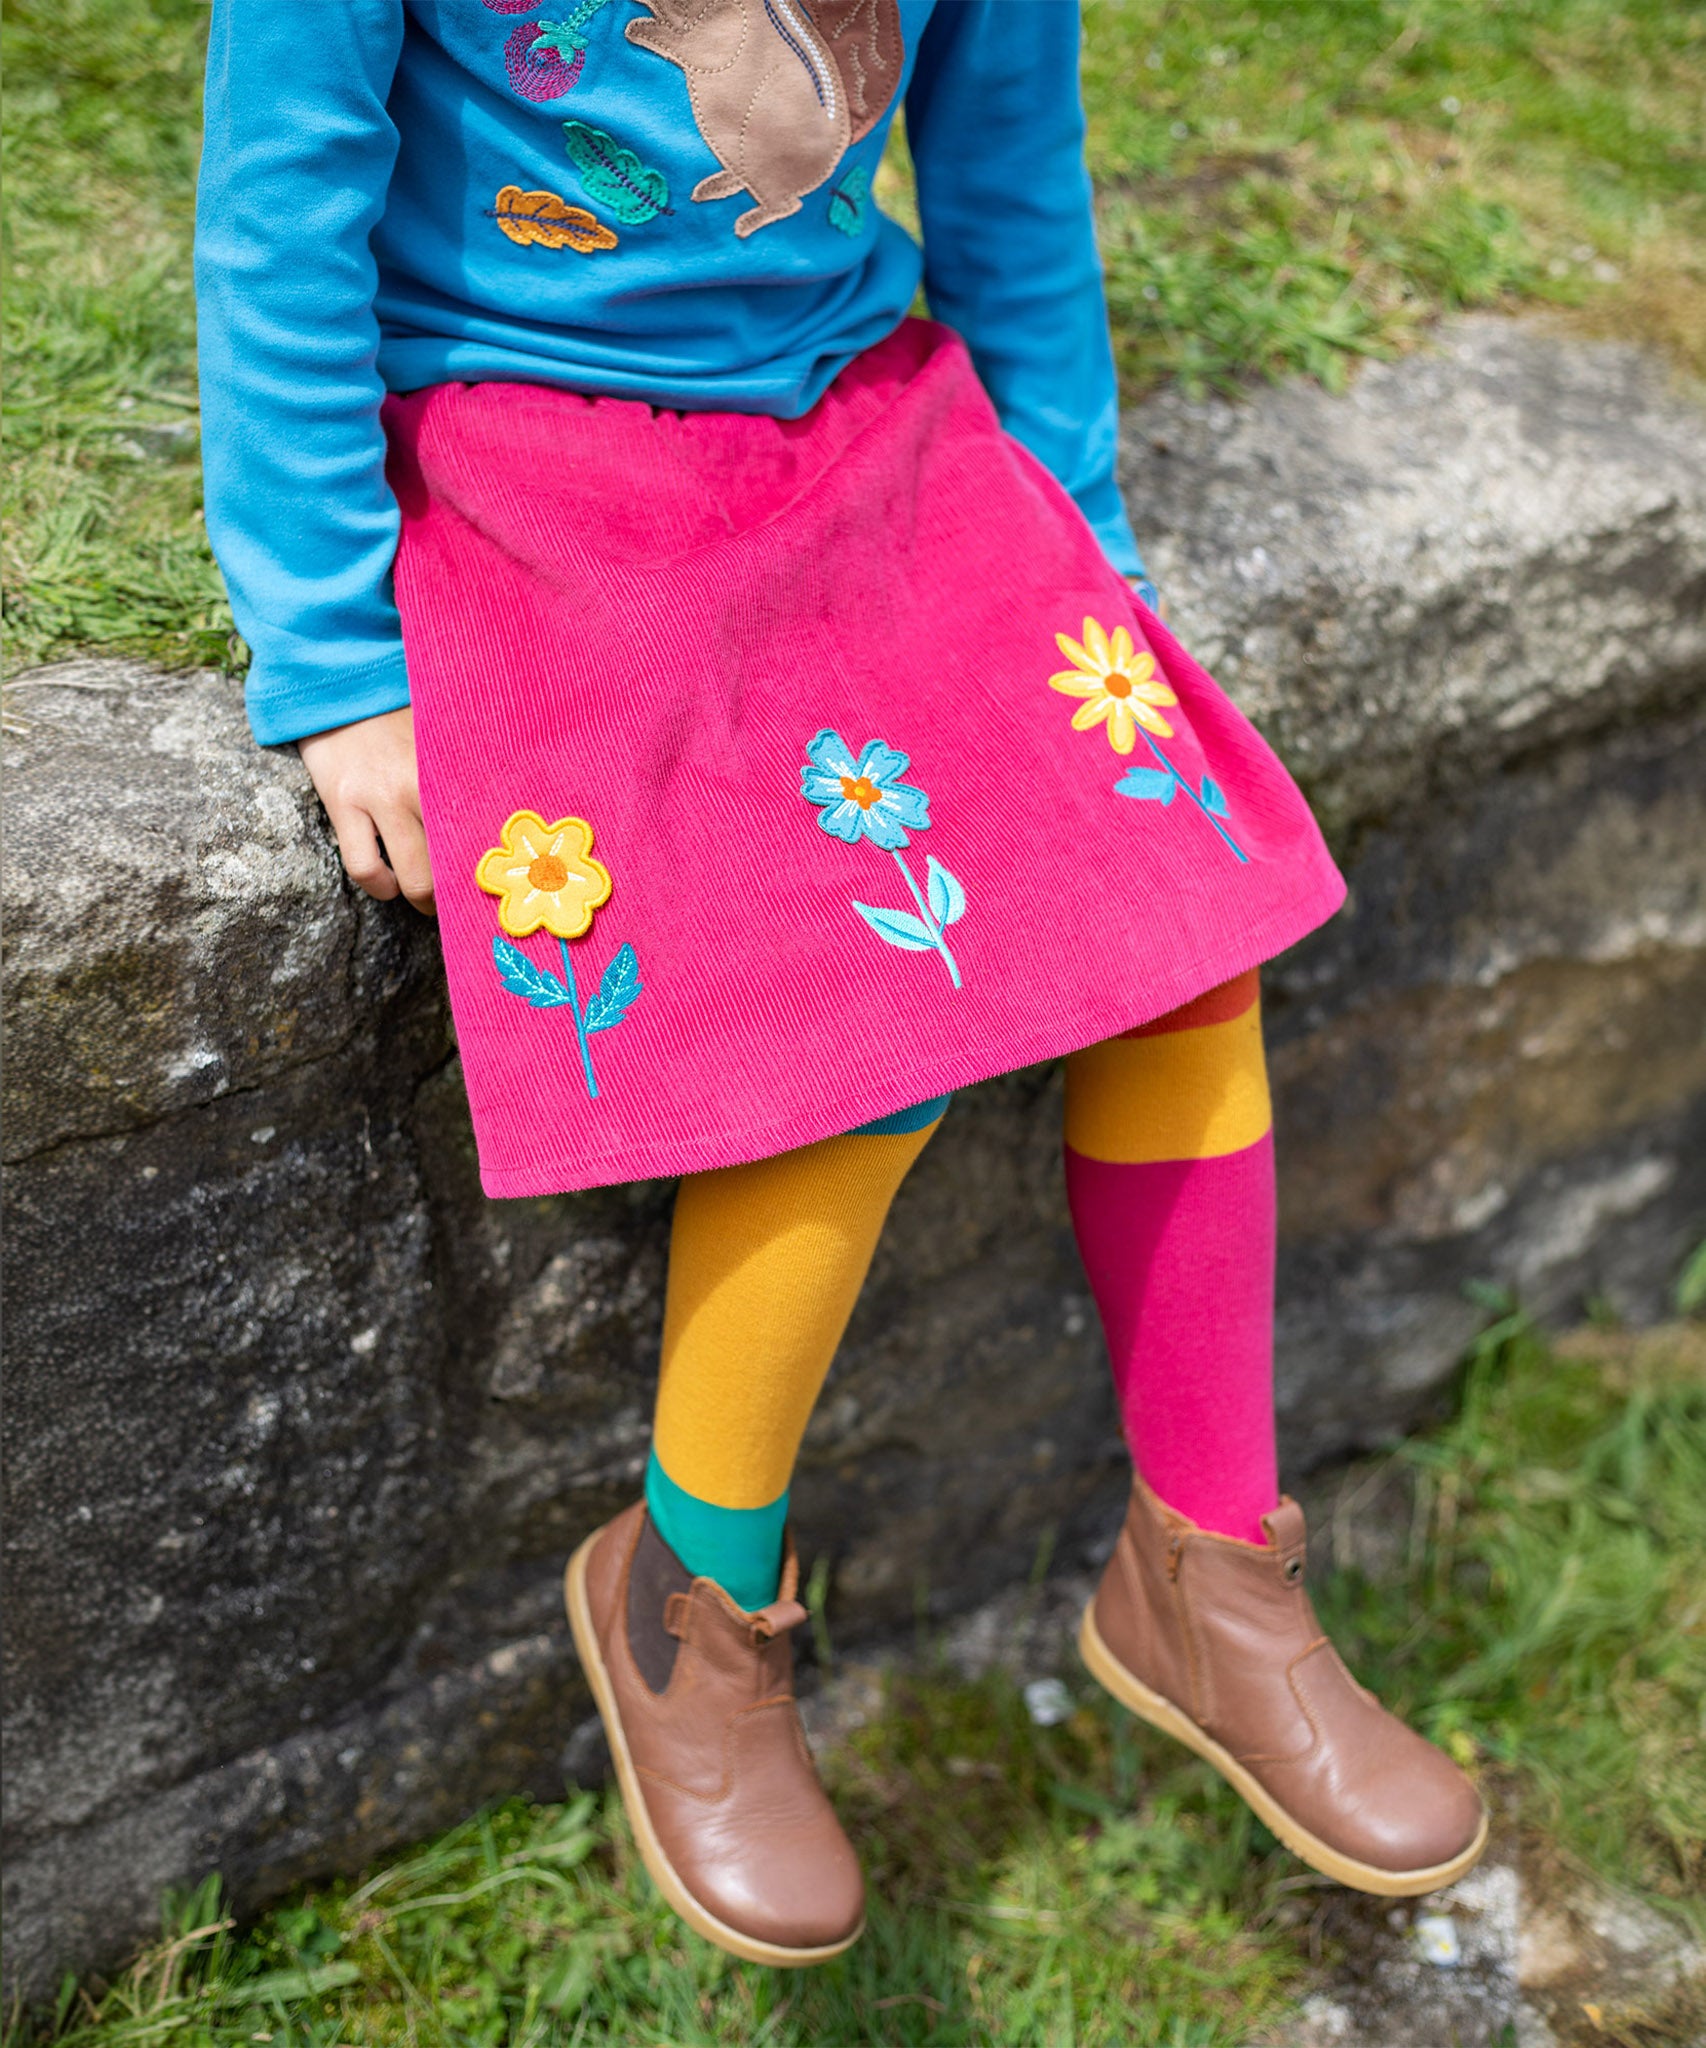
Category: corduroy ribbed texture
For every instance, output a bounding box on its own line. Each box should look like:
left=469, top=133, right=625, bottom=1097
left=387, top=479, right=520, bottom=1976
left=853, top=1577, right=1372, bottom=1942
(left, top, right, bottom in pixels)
left=387, top=319, right=1344, bottom=1196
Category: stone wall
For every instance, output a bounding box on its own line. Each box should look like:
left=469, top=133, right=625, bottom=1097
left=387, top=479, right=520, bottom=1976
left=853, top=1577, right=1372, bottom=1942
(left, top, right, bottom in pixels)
left=4, top=317, right=1703, bottom=1996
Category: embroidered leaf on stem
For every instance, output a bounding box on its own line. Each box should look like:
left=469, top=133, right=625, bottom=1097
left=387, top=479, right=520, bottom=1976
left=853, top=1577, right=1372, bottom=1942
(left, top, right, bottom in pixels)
left=1113, top=765, right=1177, bottom=805
left=925, top=855, right=967, bottom=927
left=493, top=934, right=576, bottom=1007
left=1116, top=733, right=1249, bottom=863
left=853, top=902, right=936, bottom=952
left=891, top=849, right=962, bottom=987
left=583, top=942, right=642, bottom=1033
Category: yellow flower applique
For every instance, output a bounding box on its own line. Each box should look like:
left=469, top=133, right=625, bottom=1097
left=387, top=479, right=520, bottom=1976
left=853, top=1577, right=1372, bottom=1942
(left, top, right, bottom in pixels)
left=475, top=810, right=612, bottom=939
left=475, top=809, right=644, bottom=1101
left=1046, top=614, right=1249, bottom=864
left=1049, top=616, right=1180, bottom=753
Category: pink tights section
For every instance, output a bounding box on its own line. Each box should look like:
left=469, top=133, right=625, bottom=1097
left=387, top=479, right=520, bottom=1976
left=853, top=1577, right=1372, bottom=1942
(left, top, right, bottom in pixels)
left=1065, top=1134, right=1279, bottom=1544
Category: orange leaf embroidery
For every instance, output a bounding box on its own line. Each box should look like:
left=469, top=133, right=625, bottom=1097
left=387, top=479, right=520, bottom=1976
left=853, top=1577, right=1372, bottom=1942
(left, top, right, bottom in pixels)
left=491, top=185, right=618, bottom=252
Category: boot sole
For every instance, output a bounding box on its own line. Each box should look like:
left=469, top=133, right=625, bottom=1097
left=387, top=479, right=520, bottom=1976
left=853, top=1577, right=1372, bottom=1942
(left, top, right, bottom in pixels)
left=564, top=1535, right=866, bottom=1968
left=1078, top=1599, right=1490, bottom=1898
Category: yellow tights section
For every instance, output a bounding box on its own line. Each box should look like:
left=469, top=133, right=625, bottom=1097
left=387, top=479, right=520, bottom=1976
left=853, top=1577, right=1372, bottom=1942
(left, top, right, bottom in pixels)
left=1064, top=997, right=1272, bottom=1165
left=652, top=1119, right=942, bottom=1510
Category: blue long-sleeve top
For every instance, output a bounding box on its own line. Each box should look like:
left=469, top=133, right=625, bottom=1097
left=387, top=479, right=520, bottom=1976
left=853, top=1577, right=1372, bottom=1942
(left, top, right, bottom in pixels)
left=196, top=0, right=1146, bottom=744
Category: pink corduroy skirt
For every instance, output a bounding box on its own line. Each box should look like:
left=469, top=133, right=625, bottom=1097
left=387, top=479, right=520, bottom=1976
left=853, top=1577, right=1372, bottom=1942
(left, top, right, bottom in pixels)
left=384, top=319, right=1345, bottom=1197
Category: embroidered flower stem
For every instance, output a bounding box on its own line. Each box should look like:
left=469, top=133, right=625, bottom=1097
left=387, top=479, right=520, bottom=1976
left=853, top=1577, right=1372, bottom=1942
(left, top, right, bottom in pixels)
left=1140, top=731, right=1249, bottom=863
left=892, top=850, right=962, bottom=988
left=557, top=939, right=601, bottom=1098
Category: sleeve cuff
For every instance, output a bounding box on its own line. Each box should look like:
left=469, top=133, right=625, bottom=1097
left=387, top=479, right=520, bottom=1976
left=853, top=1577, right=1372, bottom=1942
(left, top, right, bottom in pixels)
left=245, top=644, right=412, bottom=746
left=1075, top=478, right=1149, bottom=588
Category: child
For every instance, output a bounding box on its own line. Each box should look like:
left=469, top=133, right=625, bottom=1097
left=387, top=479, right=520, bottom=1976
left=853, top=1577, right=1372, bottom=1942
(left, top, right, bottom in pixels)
left=196, top=0, right=1485, bottom=1971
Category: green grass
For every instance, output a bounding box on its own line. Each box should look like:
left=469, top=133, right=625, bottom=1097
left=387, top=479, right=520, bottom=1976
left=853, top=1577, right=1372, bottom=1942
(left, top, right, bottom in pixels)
left=4, top=0, right=1704, bottom=677
left=4, top=1, right=1705, bottom=675
left=11, top=1311, right=1704, bottom=2047
left=1322, top=1310, right=1706, bottom=1922
left=1080, top=0, right=1706, bottom=397
left=2, top=0, right=231, bottom=673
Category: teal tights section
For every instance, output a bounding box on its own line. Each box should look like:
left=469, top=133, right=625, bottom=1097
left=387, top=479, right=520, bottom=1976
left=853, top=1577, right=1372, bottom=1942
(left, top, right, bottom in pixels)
left=644, top=1449, right=788, bottom=1612
left=849, top=1093, right=953, bottom=1138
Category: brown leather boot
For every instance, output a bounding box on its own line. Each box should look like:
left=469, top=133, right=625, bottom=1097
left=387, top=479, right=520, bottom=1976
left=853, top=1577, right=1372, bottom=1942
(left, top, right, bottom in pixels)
left=1079, top=1475, right=1488, bottom=1896
left=564, top=1502, right=865, bottom=1965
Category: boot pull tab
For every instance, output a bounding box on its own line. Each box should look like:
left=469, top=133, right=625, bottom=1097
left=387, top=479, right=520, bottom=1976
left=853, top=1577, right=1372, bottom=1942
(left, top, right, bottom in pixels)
left=663, top=1592, right=693, bottom=1638
left=1261, top=1497, right=1308, bottom=1585
left=749, top=1597, right=808, bottom=1644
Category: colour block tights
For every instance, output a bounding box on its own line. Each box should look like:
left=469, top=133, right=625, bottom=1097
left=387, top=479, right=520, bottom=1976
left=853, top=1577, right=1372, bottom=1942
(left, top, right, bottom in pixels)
left=644, top=976, right=1279, bottom=1607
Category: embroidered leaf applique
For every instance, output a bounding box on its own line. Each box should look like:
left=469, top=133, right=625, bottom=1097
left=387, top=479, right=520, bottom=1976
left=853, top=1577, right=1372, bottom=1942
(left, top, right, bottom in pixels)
left=562, top=120, right=671, bottom=224
left=925, top=855, right=967, bottom=928
left=490, top=185, right=619, bottom=251
left=1114, top=765, right=1178, bottom=805
left=1200, top=775, right=1230, bottom=818
left=852, top=901, right=936, bottom=953
left=828, top=163, right=871, bottom=237
left=583, top=942, right=643, bottom=1033
left=493, top=934, right=577, bottom=1007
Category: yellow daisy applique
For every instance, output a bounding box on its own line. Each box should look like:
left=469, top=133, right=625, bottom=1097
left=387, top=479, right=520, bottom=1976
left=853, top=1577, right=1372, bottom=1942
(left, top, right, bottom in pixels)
left=475, top=810, right=612, bottom=939
left=1049, top=616, right=1180, bottom=753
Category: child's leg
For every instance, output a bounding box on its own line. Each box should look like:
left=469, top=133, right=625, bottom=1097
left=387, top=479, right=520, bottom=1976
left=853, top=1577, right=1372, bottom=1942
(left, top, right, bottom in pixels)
left=565, top=1097, right=948, bottom=1965
left=646, top=1097, right=949, bottom=1607
left=1063, top=970, right=1278, bottom=1541
left=1066, top=980, right=1487, bottom=1891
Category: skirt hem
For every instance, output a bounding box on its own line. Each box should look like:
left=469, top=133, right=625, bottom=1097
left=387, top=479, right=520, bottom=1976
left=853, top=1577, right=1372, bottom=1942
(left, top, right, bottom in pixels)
left=473, top=865, right=1345, bottom=1198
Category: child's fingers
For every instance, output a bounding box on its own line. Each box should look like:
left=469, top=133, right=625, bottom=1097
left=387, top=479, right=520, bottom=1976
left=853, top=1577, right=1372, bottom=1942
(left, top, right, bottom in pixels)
left=331, top=804, right=403, bottom=903
left=374, top=801, right=437, bottom=917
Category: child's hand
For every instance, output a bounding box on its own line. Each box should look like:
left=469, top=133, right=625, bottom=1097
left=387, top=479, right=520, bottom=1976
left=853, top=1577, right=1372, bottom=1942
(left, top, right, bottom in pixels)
left=297, top=705, right=436, bottom=916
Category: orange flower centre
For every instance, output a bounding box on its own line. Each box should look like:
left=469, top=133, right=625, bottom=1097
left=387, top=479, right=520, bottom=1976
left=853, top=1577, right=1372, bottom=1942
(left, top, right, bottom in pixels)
left=839, top=774, right=884, bottom=810
left=527, top=852, right=570, bottom=892
left=1103, top=669, right=1135, bottom=700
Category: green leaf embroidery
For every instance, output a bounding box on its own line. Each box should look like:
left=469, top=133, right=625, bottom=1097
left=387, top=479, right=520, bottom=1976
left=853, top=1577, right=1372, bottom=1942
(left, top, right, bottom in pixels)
left=562, top=120, right=671, bottom=225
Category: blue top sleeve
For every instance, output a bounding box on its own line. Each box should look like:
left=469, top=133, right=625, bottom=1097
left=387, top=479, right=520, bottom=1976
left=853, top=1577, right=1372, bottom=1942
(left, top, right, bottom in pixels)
left=195, top=0, right=412, bottom=745
left=903, top=0, right=1144, bottom=583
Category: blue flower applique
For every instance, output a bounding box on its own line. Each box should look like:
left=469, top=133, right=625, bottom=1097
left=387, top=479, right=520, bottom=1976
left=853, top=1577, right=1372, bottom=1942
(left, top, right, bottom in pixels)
left=800, top=729, right=966, bottom=987
left=801, top=732, right=931, bottom=850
